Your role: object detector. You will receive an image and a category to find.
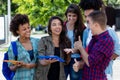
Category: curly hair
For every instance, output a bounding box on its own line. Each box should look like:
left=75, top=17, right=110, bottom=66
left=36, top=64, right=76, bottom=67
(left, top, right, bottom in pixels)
left=79, top=0, right=103, bottom=10
left=65, top=4, right=85, bottom=41
left=10, top=14, right=29, bottom=37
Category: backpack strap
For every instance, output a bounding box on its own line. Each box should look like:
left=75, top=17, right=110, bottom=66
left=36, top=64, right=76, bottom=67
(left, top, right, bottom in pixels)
left=11, top=41, right=18, bottom=60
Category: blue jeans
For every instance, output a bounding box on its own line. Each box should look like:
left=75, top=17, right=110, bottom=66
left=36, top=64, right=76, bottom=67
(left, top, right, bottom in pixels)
left=64, top=58, right=83, bottom=80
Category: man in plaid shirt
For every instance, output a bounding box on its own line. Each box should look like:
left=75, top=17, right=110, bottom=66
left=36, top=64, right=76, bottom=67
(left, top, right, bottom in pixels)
left=76, top=11, right=114, bottom=80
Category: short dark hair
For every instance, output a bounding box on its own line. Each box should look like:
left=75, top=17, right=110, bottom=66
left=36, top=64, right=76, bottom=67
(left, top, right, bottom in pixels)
left=88, top=10, right=107, bottom=29
left=10, top=14, right=29, bottom=37
left=79, top=0, right=103, bottom=10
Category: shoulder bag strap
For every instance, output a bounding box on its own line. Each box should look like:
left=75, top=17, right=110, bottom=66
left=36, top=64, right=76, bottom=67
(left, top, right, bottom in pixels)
left=11, top=41, right=18, bottom=60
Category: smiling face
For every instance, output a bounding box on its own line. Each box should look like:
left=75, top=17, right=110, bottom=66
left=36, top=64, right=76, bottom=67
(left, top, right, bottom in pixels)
left=17, top=23, right=31, bottom=38
left=67, top=12, right=77, bottom=25
left=50, top=19, right=62, bottom=36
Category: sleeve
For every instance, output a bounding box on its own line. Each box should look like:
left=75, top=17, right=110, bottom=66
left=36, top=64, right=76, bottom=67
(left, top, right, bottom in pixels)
left=82, top=28, right=89, bottom=48
left=88, top=50, right=105, bottom=67
left=38, top=37, right=46, bottom=56
left=7, top=44, right=16, bottom=67
left=108, top=29, right=120, bottom=55
left=31, top=38, right=40, bottom=63
left=88, top=38, right=114, bottom=67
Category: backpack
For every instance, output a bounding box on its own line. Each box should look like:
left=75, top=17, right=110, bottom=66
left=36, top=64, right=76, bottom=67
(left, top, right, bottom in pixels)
left=2, top=41, right=18, bottom=80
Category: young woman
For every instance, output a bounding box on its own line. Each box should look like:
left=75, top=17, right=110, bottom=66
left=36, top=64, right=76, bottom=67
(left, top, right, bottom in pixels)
left=34, top=16, right=71, bottom=80
left=64, top=4, right=85, bottom=80
left=8, top=14, right=39, bottom=80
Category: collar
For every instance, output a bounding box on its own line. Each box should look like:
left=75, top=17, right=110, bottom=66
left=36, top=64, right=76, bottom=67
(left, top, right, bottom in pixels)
left=92, top=31, right=108, bottom=40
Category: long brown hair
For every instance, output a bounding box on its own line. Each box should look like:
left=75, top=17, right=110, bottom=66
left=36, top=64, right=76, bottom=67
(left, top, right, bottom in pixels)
left=65, top=4, right=85, bottom=41
left=48, top=16, right=71, bottom=63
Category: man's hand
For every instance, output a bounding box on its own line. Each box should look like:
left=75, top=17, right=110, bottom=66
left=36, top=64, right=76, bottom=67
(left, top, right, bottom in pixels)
left=74, top=36, right=82, bottom=50
left=73, top=59, right=80, bottom=72
left=73, top=59, right=84, bottom=72
left=111, top=53, right=119, bottom=60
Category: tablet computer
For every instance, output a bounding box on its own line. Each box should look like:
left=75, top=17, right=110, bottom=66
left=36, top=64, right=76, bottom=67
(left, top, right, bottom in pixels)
left=38, top=55, right=65, bottom=62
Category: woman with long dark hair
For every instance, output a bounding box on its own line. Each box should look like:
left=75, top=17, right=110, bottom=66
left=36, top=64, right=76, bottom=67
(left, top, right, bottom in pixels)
left=64, top=4, right=85, bottom=80
left=34, top=16, right=71, bottom=80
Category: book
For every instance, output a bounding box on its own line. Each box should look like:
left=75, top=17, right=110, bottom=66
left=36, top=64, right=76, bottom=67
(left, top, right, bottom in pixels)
left=3, top=60, right=21, bottom=65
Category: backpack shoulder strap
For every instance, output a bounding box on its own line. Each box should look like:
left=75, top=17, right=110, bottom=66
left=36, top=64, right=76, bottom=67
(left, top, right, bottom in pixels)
left=11, top=41, right=18, bottom=60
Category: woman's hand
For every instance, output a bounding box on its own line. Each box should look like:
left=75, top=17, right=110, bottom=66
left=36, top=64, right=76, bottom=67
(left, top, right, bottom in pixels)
left=64, top=48, right=79, bottom=54
left=45, top=59, right=58, bottom=64
left=64, top=48, right=74, bottom=54
left=40, top=59, right=58, bottom=66
left=10, top=61, right=23, bottom=71
left=20, top=62, right=36, bottom=69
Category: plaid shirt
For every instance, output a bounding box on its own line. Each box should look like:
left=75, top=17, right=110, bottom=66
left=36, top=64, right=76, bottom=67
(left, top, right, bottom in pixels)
left=82, top=31, right=114, bottom=80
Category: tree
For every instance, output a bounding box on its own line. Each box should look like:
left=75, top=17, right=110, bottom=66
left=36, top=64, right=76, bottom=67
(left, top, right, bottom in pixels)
left=107, top=0, right=120, bottom=8
left=11, top=0, right=109, bottom=27
left=0, top=0, right=7, bottom=15
left=12, top=0, right=80, bottom=27
left=0, top=0, right=18, bottom=16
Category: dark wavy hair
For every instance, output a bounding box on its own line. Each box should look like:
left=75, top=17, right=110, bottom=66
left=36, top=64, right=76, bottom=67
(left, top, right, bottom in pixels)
left=48, top=16, right=71, bottom=62
left=79, top=0, right=103, bottom=10
left=10, top=14, right=29, bottom=37
left=65, top=4, right=85, bottom=41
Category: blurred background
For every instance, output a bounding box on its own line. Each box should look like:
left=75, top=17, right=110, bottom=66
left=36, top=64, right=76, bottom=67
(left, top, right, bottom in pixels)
left=0, top=0, right=120, bottom=45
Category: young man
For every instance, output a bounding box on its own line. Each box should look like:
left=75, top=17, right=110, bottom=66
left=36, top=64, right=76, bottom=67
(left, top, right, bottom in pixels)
left=65, top=11, right=114, bottom=80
